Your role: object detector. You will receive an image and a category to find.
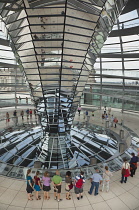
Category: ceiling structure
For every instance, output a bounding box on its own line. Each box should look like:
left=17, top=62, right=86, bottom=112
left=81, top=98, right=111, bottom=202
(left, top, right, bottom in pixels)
left=0, top=0, right=128, bottom=134
left=83, top=0, right=139, bottom=111
left=0, top=0, right=131, bottom=169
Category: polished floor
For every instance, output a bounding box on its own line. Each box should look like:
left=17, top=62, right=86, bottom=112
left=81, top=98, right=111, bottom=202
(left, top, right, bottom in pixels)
left=0, top=107, right=139, bottom=209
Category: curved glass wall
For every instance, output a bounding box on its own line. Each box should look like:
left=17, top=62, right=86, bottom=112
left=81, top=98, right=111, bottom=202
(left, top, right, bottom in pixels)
left=84, top=4, right=139, bottom=112
left=0, top=0, right=128, bottom=169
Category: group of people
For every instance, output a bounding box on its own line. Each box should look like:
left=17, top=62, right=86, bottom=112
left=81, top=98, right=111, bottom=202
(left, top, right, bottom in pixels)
left=121, top=153, right=138, bottom=183
left=102, top=106, right=118, bottom=128
left=5, top=109, right=37, bottom=125
left=26, top=166, right=113, bottom=202
left=26, top=170, right=71, bottom=202
left=77, top=106, right=94, bottom=124
left=26, top=152, right=138, bottom=202
left=15, top=96, right=29, bottom=104
left=25, top=109, right=37, bottom=120
left=77, top=106, right=119, bottom=128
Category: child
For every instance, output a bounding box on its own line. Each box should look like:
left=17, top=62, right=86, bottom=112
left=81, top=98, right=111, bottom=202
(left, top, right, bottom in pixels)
left=74, top=171, right=85, bottom=200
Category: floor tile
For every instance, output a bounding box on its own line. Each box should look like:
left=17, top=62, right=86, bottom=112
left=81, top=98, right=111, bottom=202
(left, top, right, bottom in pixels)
left=85, top=192, right=104, bottom=204
left=11, top=191, right=28, bottom=207
left=9, top=180, right=24, bottom=191
left=106, top=197, right=130, bottom=210
left=92, top=201, right=111, bottom=210
left=0, top=187, right=7, bottom=196
left=42, top=198, right=58, bottom=209
left=99, top=190, right=116, bottom=201
left=7, top=206, right=24, bottom=210
left=0, top=179, right=14, bottom=188
left=0, top=203, right=9, bottom=210
left=59, top=197, right=75, bottom=208
left=0, top=189, right=18, bottom=205
left=118, top=192, right=139, bottom=210
left=76, top=205, right=93, bottom=210
left=73, top=194, right=90, bottom=207
left=110, top=182, right=126, bottom=196
left=129, top=186, right=139, bottom=199
left=25, top=198, right=43, bottom=209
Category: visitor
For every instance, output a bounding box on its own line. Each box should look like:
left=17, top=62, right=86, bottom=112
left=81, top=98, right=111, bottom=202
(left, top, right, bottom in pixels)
left=6, top=112, right=10, bottom=125
left=105, top=114, right=108, bottom=120
left=113, top=117, right=118, bottom=128
left=26, top=97, right=28, bottom=104
left=121, top=119, right=124, bottom=126
left=87, top=112, right=90, bottom=124
left=104, top=106, right=106, bottom=114
left=130, top=153, right=138, bottom=177
left=85, top=110, right=88, bottom=118
left=88, top=168, right=102, bottom=196
left=26, top=169, right=34, bottom=201
left=26, top=108, right=29, bottom=120
left=77, top=106, right=81, bottom=116
left=16, top=97, right=18, bottom=104
left=13, top=110, right=17, bottom=117
left=20, top=110, right=24, bottom=121
left=110, top=115, right=114, bottom=127
left=34, top=109, right=37, bottom=119
left=52, top=170, right=62, bottom=202
left=34, top=34, right=39, bottom=39
left=65, top=171, right=73, bottom=200
left=83, top=110, right=86, bottom=120
left=19, top=96, right=21, bottom=103
left=29, top=83, right=33, bottom=93
left=34, top=171, right=42, bottom=200
left=13, top=110, right=18, bottom=125
left=108, top=107, right=111, bottom=115
left=30, top=109, right=32, bottom=119
left=42, top=171, right=51, bottom=200
left=137, top=148, right=139, bottom=161
left=120, top=158, right=130, bottom=183
left=101, top=166, right=113, bottom=192
left=102, top=113, right=105, bottom=124
left=74, top=171, right=85, bottom=200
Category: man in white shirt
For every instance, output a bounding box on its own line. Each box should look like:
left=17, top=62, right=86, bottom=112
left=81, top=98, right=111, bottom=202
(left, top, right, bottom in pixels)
left=88, top=168, right=102, bottom=196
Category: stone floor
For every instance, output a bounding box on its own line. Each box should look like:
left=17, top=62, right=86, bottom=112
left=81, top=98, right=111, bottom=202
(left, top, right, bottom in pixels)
left=0, top=168, right=139, bottom=210
left=0, top=106, right=139, bottom=209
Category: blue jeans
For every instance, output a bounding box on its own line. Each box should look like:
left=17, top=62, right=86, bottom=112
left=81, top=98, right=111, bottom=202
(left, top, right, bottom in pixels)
left=121, top=175, right=127, bottom=183
left=89, top=182, right=99, bottom=195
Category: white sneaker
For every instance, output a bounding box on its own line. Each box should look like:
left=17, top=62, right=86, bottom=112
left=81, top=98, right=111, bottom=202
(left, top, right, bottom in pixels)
left=57, top=199, right=62, bottom=202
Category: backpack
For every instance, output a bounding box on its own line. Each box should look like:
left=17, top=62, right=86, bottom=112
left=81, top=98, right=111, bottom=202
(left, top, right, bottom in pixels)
left=76, top=176, right=84, bottom=188
left=114, top=118, right=118, bottom=123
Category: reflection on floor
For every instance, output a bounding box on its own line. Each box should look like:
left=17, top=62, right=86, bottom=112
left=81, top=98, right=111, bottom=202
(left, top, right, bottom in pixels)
left=0, top=168, right=139, bottom=210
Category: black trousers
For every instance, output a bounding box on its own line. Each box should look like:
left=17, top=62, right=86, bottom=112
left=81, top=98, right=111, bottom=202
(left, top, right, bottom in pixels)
left=121, top=175, right=127, bottom=183
left=130, top=167, right=137, bottom=177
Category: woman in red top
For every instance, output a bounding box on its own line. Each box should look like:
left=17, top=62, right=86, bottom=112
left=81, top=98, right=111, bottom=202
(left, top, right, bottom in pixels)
left=34, top=171, right=42, bottom=200
left=29, top=109, right=32, bottom=119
